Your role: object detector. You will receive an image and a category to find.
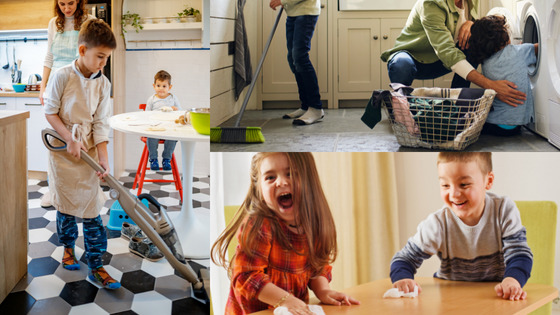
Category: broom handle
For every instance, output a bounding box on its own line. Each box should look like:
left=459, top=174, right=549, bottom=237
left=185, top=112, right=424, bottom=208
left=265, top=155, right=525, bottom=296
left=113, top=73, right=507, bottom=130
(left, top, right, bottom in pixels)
left=234, top=7, right=283, bottom=127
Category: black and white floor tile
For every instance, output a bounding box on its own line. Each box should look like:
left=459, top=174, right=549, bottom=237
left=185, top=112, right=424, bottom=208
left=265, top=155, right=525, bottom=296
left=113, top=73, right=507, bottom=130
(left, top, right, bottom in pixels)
left=0, top=171, right=210, bottom=315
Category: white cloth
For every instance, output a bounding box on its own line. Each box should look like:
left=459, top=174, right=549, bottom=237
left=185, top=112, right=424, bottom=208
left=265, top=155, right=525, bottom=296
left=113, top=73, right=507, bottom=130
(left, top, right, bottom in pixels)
left=274, top=305, right=326, bottom=315
left=383, top=285, right=419, bottom=299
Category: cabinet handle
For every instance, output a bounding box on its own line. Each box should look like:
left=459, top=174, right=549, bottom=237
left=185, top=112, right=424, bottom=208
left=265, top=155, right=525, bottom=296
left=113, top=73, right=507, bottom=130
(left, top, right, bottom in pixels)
left=321, top=4, right=325, bottom=8
left=24, top=103, right=42, bottom=106
left=0, top=103, right=7, bottom=105
left=373, top=35, right=378, bottom=40
left=383, top=35, right=388, bottom=40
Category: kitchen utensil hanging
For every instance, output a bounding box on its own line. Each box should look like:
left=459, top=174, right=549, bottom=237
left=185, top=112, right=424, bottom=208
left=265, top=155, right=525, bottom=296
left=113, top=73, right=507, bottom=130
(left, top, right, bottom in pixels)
left=2, top=42, right=9, bottom=69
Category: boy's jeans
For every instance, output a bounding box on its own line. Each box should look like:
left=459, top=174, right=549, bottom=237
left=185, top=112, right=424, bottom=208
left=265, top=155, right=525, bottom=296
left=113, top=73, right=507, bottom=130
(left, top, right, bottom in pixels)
left=286, top=15, right=322, bottom=110
left=57, top=211, right=107, bottom=269
left=147, top=138, right=177, bottom=160
left=387, top=46, right=479, bottom=88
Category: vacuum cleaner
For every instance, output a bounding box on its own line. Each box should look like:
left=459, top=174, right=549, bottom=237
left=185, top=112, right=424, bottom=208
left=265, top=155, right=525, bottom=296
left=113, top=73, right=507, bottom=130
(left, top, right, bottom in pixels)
left=41, top=128, right=205, bottom=293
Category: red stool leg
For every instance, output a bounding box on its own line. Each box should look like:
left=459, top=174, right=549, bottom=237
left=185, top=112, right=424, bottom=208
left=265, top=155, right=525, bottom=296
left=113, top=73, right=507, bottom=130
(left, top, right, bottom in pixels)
left=170, top=154, right=183, bottom=203
left=133, top=143, right=149, bottom=189
left=137, top=144, right=149, bottom=197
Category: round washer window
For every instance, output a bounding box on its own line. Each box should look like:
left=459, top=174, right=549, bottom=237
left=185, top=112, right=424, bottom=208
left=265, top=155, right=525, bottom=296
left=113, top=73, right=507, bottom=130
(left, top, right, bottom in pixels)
left=522, top=15, right=540, bottom=76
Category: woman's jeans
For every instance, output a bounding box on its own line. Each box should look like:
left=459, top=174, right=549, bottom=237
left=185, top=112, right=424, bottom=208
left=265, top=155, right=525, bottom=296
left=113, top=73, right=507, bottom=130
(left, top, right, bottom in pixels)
left=387, top=47, right=479, bottom=88
left=286, top=15, right=322, bottom=110
left=147, top=138, right=177, bottom=160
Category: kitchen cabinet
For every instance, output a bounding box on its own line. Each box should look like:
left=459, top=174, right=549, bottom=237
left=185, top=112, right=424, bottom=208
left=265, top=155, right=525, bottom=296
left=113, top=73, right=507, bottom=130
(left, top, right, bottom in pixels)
left=0, top=1, right=51, bottom=31
left=0, top=96, right=49, bottom=172
left=260, top=2, right=328, bottom=108
left=0, top=111, right=29, bottom=304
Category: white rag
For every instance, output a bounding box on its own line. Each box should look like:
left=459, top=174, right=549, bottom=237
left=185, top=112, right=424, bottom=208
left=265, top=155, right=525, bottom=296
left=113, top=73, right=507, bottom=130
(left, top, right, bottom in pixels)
left=383, top=285, right=419, bottom=298
left=274, top=305, right=326, bottom=315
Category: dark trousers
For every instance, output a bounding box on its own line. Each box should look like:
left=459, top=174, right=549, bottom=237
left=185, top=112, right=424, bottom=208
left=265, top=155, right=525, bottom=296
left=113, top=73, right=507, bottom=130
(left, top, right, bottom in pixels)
left=286, top=15, right=322, bottom=110
left=387, top=45, right=479, bottom=88
left=57, top=211, right=107, bottom=269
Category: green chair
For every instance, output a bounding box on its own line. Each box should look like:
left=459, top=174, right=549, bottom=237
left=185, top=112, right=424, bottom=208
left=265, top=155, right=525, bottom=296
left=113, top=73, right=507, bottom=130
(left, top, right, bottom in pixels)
left=516, top=201, right=558, bottom=315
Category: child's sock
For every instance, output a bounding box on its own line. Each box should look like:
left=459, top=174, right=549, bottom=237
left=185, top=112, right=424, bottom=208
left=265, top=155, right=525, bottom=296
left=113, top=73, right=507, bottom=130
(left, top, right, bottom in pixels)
left=89, top=267, right=121, bottom=290
left=62, top=247, right=80, bottom=270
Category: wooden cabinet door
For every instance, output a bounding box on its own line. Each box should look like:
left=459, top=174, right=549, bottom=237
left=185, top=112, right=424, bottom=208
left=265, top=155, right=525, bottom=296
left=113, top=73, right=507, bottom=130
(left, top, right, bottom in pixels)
left=261, top=5, right=328, bottom=94
left=338, top=19, right=380, bottom=92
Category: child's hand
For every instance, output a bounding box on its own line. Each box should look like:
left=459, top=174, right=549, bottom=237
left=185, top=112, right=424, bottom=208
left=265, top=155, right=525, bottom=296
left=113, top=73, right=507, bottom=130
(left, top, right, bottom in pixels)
left=495, top=277, right=527, bottom=301
left=269, top=0, right=282, bottom=10
left=97, top=159, right=110, bottom=181
left=393, top=279, right=422, bottom=294
left=67, top=141, right=87, bottom=160
left=315, top=289, right=360, bottom=306
left=282, top=295, right=314, bottom=315
left=171, top=106, right=178, bottom=111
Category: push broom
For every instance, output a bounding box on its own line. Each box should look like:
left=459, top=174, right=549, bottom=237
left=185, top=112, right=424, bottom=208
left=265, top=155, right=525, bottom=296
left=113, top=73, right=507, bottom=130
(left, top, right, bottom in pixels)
left=210, top=7, right=284, bottom=143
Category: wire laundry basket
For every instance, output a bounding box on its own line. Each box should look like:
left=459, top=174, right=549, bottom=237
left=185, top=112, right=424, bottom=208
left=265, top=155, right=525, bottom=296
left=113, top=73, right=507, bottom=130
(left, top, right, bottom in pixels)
left=383, top=89, right=496, bottom=150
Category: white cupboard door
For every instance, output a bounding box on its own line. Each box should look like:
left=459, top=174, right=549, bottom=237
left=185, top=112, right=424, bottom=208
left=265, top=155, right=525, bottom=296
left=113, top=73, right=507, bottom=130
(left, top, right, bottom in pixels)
left=338, top=19, right=380, bottom=92
left=0, top=98, right=16, bottom=110
left=16, top=97, right=49, bottom=172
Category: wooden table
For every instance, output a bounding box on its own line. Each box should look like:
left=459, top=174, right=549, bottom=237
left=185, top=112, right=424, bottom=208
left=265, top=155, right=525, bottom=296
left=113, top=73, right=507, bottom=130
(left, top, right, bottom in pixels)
left=254, top=277, right=558, bottom=315
left=109, top=111, right=209, bottom=259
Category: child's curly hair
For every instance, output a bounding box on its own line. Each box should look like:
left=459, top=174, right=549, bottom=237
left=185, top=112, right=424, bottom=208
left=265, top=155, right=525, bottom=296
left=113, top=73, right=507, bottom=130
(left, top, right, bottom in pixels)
left=468, top=15, right=510, bottom=64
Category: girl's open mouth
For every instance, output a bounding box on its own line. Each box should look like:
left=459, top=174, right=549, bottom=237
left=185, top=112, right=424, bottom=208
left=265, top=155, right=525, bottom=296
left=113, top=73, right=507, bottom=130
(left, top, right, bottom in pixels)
left=277, top=193, right=293, bottom=210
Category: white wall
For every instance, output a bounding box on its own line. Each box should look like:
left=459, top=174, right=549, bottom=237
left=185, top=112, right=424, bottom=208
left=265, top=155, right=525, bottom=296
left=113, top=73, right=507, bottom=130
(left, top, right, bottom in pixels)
left=124, top=49, right=210, bottom=176
left=210, top=0, right=258, bottom=126
left=0, top=30, right=47, bottom=87
left=394, top=152, right=560, bottom=302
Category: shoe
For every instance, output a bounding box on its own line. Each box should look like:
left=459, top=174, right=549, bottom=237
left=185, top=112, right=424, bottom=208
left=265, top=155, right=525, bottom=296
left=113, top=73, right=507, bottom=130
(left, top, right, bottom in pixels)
left=149, top=159, right=159, bottom=171
left=89, top=267, right=121, bottom=290
left=162, top=159, right=172, bottom=171
left=62, top=247, right=80, bottom=270
left=282, top=108, right=306, bottom=119
left=121, top=222, right=144, bottom=240
left=293, top=108, right=324, bottom=125
left=128, top=236, right=164, bottom=262
left=41, top=190, right=53, bottom=208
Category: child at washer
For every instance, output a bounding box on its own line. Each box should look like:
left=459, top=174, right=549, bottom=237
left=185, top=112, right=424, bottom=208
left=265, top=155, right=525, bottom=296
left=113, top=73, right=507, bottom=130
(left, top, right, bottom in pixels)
left=145, top=70, right=182, bottom=171
left=469, top=15, right=538, bottom=136
left=390, top=152, right=533, bottom=300
left=44, top=19, right=120, bottom=289
left=212, top=152, right=360, bottom=314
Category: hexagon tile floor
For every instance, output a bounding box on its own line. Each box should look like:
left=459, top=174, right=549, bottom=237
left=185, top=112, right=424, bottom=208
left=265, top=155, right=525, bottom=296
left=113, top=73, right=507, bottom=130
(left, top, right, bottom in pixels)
left=0, top=171, right=210, bottom=315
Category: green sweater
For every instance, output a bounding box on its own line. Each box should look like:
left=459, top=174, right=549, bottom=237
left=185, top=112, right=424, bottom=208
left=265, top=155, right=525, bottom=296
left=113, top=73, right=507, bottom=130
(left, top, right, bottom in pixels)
left=280, top=0, right=321, bottom=16
left=381, top=0, right=479, bottom=72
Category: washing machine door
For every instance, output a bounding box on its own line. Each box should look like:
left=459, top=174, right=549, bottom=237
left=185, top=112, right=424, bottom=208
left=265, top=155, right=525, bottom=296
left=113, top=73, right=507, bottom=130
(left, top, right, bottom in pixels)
left=549, top=1, right=560, bottom=98
left=519, top=5, right=541, bottom=75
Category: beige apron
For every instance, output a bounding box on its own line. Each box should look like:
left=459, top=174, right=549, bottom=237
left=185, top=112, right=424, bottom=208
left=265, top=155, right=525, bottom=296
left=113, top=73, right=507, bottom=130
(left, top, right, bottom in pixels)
left=48, top=125, right=106, bottom=219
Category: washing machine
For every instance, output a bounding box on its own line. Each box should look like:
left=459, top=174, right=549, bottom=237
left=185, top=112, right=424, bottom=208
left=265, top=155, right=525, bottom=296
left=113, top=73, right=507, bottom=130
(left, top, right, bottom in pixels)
left=547, top=0, right=560, bottom=148
left=515, top=0, right=551, bottom=138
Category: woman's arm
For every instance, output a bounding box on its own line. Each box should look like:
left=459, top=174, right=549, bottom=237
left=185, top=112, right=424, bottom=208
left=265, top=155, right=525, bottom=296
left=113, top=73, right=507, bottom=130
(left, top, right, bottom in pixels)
left=40, top=18, right=56, bottom=105
left=466, top=70, right=526, bottom=106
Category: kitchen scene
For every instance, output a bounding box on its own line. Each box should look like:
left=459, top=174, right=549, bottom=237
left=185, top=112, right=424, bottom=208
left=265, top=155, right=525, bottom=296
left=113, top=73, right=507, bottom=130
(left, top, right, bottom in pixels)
left=210, top=0, right=560, bottom=152
left=0, top=0, right=211, bottom=314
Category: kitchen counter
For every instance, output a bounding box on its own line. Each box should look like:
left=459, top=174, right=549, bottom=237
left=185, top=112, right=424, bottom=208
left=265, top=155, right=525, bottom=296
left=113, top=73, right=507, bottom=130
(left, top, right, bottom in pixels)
left=0, top=110, right=29, bottom=303
left=0, top=91, right=40, bottom=98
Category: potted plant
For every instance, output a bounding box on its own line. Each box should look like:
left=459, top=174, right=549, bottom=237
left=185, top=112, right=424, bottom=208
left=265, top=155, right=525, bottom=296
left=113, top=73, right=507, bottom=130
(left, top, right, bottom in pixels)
left=121, top=11, right=143, bottom=33
left=177, top=6, right=200, bottom=22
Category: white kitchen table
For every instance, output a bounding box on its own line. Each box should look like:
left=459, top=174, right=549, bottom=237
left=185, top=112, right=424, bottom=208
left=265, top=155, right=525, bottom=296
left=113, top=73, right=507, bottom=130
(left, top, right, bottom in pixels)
left=109, top=111, right=209, bottom=259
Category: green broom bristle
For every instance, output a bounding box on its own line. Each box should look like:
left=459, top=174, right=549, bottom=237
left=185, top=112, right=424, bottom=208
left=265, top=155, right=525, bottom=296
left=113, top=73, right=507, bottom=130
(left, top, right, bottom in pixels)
left=210, top=127, right=265, bottom=143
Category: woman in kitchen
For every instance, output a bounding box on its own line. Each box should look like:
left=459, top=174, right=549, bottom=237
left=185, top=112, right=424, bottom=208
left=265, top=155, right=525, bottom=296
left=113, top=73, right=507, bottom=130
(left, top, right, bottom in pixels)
left=380, top=0, right=525, bottom=107
left=39, top=0, right=94, bottom=207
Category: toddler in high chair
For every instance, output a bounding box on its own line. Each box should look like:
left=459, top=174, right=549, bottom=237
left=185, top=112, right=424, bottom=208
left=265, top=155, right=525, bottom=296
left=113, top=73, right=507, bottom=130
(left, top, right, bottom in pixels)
left=145, top=70, right=182, bottom=171
left=212, top=152, right=360, bottom=314
left=390, top=152, right=533, bottom=300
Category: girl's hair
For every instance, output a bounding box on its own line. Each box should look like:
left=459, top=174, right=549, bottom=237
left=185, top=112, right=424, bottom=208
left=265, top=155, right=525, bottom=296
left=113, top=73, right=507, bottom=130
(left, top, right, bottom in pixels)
left=211, top=152, right=338, bottom=277
left=54, top=0, right=88, bottom=33
left=437, top=152, right=493, bottom=174
left=468, top=15, right=510, bottom=64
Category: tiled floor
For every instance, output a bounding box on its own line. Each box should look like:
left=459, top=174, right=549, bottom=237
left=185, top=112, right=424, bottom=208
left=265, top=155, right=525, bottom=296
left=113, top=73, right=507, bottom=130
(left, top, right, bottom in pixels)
left=211, top=109, right=560, bottom=152
left=0, top=171, right=210, bottom=315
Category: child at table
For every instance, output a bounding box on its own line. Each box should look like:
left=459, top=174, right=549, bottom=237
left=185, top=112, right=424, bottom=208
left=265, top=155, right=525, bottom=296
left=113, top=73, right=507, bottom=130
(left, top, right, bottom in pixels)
left=44, top=19, right=120, bottom=289
left=212, top=153, right=360, bottom=314
left=469, top=15, right=538, bottom=136
left=145, top=70, right=182, bottom=171
left=390, top=152, right=533, bottom=300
